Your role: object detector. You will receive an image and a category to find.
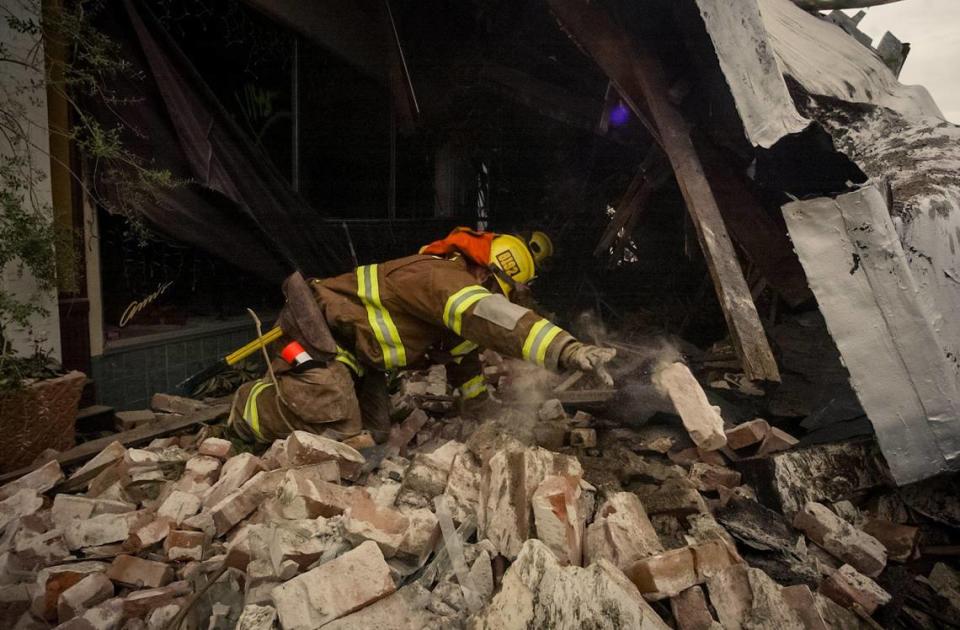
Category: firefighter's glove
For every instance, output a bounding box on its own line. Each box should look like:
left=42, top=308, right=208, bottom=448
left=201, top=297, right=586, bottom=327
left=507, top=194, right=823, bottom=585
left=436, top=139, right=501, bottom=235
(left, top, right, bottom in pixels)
left=559, top=342, right=617, bottom=387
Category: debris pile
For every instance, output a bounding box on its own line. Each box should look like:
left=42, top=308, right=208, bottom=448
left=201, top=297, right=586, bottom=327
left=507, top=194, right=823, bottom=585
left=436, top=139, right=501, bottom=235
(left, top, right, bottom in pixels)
left=2, top=358, right=958, bottom=630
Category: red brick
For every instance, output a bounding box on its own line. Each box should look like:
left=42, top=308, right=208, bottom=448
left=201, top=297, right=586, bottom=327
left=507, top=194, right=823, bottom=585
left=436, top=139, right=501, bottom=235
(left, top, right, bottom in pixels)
left=724, top=419, right=770, bottom=450
left=106, top=555, right=174, bottom=588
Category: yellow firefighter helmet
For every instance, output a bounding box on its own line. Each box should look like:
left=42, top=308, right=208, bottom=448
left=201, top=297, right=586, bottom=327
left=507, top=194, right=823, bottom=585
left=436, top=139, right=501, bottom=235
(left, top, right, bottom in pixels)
left=488, top=234, right=536, bottom=297
left=527, top=230, right=554, bottom=268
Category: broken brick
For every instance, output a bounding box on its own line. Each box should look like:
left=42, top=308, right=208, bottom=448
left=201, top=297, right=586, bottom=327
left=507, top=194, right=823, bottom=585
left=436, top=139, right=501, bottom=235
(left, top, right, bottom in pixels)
left=584, top=492, right=663, bottom=571
left=164, top=530, right=206, bottom=561
left=724, top=419, right=770, bottom=450
left=106, top=555, right=174, bottom=588
left=0, top=460, right=63, bottom=501
left=792, top=501, right=887, bottom=577
left=285, top=431, right=365, bottom=479
left=670, top=586, right=718, bottom=630
left=756, top=427, right=799, bottom=456
left=114, top=409, right=156, bottom=432
left=150, top=393, right=207, bottom=415
left=157, top=490, right=202, bottom=525
left=688, top=462, right=741, bottom=493
left=569, top=428, right=597, bottom=448
left=343, top=494, right=410, bottom=558
left=627, top=540, right=741, bottom=600
left=202, top=452, right=262, bottom=509
left=270, top=540, right=395, bottom=629
left=198, top=437, right=235, bottom=460
left=531, top=474, right=583, bottom=566
left=57, top=572, right=113, bottom=623
left=819, top=564, right=891, bottom=615
left=860, top=518, right=918, bottom=563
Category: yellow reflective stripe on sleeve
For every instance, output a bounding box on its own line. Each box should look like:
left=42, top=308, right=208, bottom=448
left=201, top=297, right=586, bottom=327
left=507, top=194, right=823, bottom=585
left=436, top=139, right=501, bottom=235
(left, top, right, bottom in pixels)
left=243, top=381, right=275, bottom=440
left=451, top=339, right=478, bottom=357
left=335, top=345, right=364, bottom=376
left=460, top=374, right=487, bottom=400
left=443, top=285, right=491, bottom=335
left=357, top=264, right=407, bottom=369
left=521, top=319, right=565, bottom=367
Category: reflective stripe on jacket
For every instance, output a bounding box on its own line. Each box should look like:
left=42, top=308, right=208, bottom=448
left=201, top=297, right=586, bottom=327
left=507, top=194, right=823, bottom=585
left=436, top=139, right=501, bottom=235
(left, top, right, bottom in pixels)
left=313, top=255, right=574, bottom=373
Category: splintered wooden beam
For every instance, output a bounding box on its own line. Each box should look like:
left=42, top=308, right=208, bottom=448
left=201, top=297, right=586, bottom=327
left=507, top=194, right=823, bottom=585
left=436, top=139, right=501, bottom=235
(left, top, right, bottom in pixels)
left=547, top=0, right=780, bottom=382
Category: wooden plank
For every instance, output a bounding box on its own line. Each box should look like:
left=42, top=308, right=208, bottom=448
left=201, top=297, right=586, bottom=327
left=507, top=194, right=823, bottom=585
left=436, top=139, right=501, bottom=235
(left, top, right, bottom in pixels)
left=547, top=0, right=780, bottom=382
left=0, top=404, right=229, bottom=485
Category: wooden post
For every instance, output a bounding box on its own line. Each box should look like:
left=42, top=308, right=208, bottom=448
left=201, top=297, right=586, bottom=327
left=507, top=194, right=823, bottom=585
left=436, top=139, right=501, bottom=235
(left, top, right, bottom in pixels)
left=548, top=0, right=780, bottom=382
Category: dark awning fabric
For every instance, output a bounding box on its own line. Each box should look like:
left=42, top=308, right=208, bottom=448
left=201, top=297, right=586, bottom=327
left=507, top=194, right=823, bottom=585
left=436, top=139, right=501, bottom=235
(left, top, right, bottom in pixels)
left=90, top=1, right=352, bottom=283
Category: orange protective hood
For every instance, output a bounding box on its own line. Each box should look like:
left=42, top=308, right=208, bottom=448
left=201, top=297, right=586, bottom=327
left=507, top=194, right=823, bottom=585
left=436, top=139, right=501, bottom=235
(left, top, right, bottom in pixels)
left=419, top=227, right=497, bottom=268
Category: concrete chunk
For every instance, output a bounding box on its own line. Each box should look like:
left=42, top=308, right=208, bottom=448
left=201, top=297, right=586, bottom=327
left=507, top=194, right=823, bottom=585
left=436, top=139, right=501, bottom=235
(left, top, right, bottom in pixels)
left=793, top=501, right=887, bottom=577
left=584, top=492, right=663, bottom=571
left=271, top=540, right=395, bottom=630
left=473, top=538, right=670, bottom=629
left=653, top=362, right=726, bottom=450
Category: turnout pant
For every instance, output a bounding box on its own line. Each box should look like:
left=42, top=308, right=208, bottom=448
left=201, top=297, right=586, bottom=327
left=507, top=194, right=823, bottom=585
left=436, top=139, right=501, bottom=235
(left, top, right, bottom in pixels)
left=229, top=362, right=390, bottom=443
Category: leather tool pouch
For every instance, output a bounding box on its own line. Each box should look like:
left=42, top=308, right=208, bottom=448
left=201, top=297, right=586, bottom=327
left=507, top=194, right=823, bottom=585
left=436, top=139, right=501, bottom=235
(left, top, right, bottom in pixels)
left=278, top=271, right=338, bottom=362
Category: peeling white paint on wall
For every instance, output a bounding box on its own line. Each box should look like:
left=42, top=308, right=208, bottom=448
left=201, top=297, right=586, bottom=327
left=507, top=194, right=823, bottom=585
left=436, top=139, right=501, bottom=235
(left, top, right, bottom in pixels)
left=0, top=1, right=62, bottom=361
left=695, top=0, right=811, bottom=148
left=758, top=0, right=944, bottom=120
left=784, top=183, right=960, bottom=484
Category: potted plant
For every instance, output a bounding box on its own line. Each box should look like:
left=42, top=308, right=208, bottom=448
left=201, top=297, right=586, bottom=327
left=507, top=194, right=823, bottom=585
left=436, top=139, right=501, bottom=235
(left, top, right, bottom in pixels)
left=1, top=0, right=173, bottom=472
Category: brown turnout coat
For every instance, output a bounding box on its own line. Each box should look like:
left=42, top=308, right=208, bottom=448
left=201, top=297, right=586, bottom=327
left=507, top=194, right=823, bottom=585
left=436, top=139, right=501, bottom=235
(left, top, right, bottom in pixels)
left=230, top=254, right=574, bottom=442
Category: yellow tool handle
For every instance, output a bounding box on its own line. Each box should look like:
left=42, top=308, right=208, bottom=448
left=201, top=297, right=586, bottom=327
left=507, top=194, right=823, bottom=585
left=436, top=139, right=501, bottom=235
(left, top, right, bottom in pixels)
left=225, top=326, right=284, bottom=366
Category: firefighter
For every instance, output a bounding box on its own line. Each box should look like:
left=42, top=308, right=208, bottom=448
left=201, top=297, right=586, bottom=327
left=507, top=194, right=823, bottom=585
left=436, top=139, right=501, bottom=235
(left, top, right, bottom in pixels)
left=228, top=228, right=615, bottom=443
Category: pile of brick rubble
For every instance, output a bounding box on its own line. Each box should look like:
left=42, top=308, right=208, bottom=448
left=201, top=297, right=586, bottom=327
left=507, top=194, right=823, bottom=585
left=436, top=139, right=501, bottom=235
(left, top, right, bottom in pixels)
left=0, top=359, right=958, bottom=630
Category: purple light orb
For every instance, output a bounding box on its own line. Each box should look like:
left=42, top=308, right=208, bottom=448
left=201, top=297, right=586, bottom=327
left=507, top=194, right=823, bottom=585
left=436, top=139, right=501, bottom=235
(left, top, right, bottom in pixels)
left=609, top=102, right=630, bottom=127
